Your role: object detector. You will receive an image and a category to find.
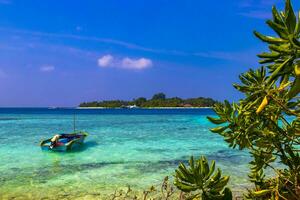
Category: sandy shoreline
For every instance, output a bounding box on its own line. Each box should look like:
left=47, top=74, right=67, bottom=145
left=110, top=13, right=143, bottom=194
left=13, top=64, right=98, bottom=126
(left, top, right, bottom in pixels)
left=76, top=107, right=212, bottom=109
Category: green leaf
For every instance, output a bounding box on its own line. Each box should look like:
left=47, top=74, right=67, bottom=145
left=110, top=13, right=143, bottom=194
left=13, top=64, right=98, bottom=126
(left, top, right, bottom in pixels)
left=290, top=36, right=300, bottom=48
left=207, top=116, right=226, bottom=124
left=175, top=169, right=191, bottom=183
left=174, top=180, right=197, bottom=192
left=189, top=156, right=195, bottom=171
left=272, top=6, right=284, bottom=25
left=266, top=20, right=288, bottom=39
left=259, top=58, right=275, bottom=64
left=288, top=77, right=300, bottom=98
left=267, top=57, right=293, bottom=84
left=251, top=189, right=271, bottom=197
left=211, top=176, right=230, bottom=192
left=206, top=169, right=222, bottom=188
left=254, top=31, right=287, bottom=44
left=222, top=188, right=233, bottom=200
left=295, top=11, right=300, bottom=35
left=205, top=160, right=215, bottom=179
left=200, top=156, right=209, bottom=178
left=178, top=163, right=195, bottom=182
left=210, top=126, right=228, bottom=133
left=269, top=44, right=292, bottom=53
left=285, top=0, right=296, bottom=33
left=257, top=51, right=280, bottom=59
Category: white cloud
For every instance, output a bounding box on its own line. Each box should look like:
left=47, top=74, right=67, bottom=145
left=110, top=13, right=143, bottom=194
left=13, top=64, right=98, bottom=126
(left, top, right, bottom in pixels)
left=121, top=57, right=152, bottom=70
left=98, top=54, right=114, bottom=67
left=40, top=65, right=55, bottom=72
left=97, top=55, right=152, bottom=70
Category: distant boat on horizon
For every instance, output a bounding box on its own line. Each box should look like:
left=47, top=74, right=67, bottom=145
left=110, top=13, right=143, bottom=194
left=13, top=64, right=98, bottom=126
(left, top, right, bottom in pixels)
left=120, top=104, right=139, bottom=109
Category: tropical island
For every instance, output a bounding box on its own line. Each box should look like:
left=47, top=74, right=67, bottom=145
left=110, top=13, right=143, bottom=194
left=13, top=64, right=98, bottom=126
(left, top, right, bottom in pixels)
left=79, top=93, right=218, bottom=108
left=2, top=0, right=300, bottom=199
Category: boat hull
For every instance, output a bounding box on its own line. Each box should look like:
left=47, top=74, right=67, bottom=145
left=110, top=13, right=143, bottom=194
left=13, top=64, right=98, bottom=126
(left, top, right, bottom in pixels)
left=40, top=132, right=88, bottom=152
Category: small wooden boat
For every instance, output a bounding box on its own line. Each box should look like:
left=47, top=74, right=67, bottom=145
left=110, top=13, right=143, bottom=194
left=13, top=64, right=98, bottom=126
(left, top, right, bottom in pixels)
left=40, top=131, right=88, bottom=151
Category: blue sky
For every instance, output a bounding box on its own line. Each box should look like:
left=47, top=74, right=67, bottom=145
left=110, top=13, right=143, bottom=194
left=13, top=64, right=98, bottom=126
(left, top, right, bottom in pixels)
left=0, top=0, right=299, bottom=107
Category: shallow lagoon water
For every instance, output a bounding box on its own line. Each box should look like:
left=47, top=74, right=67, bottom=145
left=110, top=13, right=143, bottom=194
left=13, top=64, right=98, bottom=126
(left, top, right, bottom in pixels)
left=0, top=108, right=250, bottom=199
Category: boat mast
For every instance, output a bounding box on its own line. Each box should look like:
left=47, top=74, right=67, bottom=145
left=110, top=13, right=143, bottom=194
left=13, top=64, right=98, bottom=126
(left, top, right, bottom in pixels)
left=73, top=112, right=76, bottom=133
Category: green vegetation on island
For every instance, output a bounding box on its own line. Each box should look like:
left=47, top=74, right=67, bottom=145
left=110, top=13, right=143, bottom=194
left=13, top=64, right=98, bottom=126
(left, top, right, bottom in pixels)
left=79, top=93, right=218, bottom=108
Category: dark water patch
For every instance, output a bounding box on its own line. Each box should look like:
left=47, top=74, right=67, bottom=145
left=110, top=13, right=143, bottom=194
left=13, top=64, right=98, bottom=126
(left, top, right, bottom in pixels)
left=177, top=127, right=188, bottom=130
left=206, top=150, right=250, bottom=165
left=2, top=159, right=182, bottom=184
left=134, top=147, right=174, bottom=154
left=189, top=148, right=202, bottom=151
left=0, top=117, right=21, bottom=121
left=172, top=151, right=248, bottom=166
left=131, top=153, right=250, bottom=175
left=1, top=152, right=249, bottom=186
left=0, top=177, right=6, bottom=183
left=126, top=159, right=188, bottom=174
left=216, top=149, right=229, bottom=154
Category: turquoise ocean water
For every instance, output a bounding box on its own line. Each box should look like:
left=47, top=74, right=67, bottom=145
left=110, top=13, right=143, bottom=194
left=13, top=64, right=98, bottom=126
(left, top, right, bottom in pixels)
left=0, top=108, right=250, bottom=199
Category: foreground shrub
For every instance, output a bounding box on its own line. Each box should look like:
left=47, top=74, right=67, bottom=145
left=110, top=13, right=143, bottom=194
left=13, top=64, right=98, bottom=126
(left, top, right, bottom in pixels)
left=174, top=156, right=232, bottom=200
left=207, top=0, right=300, bottom=199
